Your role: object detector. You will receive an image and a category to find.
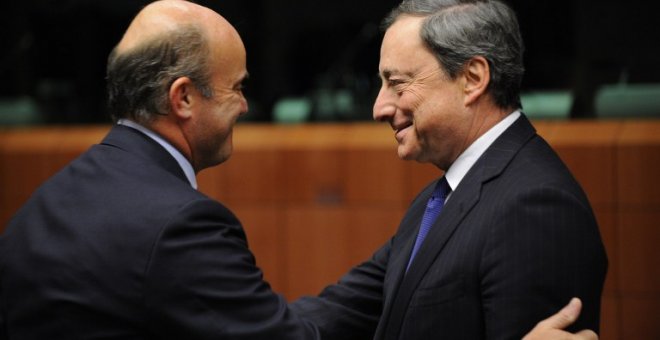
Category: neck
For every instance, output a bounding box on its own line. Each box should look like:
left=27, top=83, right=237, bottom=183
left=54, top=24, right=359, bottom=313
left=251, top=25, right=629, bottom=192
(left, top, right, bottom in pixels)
left=148, top=117, right=195, bottom=169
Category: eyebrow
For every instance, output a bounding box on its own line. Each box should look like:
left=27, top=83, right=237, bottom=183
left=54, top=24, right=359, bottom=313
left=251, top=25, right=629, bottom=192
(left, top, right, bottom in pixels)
left=380, top=69, right=396, bottom=79
left=235, top=72, right=249, bottom=87
left=380, top=68, right=413, bottom=80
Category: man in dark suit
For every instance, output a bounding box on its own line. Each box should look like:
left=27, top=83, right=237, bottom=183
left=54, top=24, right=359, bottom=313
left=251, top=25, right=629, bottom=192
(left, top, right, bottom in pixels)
left=0, top=1, right=318, bottom=338
left=290, top=0, right=607, bottom=339
left=0, top=0, right=601, bottom=339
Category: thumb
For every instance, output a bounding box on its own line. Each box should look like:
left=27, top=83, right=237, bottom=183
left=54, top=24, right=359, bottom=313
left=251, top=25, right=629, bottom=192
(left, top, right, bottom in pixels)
left=542, top=297, right=582, bottom=329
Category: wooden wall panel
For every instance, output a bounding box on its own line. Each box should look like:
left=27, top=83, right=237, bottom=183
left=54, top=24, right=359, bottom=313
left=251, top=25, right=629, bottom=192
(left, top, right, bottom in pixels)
left=345, top=148, right=406, bottom=204
left=1, top=129, right=68, bottom=229
left=230, top=205, right=286, bottom=294
left=282, top=204, right=406, bottom=300
left=53, top=126, right=108, bottom=170
left=283, top=206, right=353, bottom=300
left=617, top=211, right=660, bottom=294
left=2, top=120, right=660, bottom=339
left=0, top=126, right=107, bottom=230
left=282, top=148, right=345, bottom=204
left=618, top=121, right=660, bottom=208
left=197, top=166, right=226, bottom=201
left=545, top=121, right=621, bottom=209
left=219, top=149, right=286, bottom=204
left=621, top=297, right=660, bottom=340
left=600, top=295, right=622, bottom=340
left=343, top=205, right=406, bottom=265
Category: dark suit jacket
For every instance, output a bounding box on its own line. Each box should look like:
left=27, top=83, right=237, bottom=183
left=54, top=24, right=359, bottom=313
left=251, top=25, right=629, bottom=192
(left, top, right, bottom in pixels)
left=291, top=115, right=607, bottom=339
left=0, top=125, right=317, bottom=339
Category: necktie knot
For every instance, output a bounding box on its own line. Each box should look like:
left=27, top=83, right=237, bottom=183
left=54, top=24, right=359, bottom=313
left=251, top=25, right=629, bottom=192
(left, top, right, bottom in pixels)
left=432, top=177, right=451, bottom=201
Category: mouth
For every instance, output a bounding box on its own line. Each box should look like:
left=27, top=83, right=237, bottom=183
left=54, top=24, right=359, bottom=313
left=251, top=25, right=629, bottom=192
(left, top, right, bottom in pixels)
left=393, top=122, right=413, bottom=142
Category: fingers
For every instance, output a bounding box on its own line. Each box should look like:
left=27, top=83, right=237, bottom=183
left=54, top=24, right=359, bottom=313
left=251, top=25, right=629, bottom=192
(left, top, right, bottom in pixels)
left=523, top=298, right=599, bottom=340
left=575, top=329, right=598, bottom=340
left=539, top=297, right=582, bottom=329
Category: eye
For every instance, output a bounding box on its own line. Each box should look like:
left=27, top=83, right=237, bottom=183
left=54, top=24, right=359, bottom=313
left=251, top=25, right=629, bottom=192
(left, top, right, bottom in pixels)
left=234, top=77, right=249, bottom=92
left=388, top=78, right=404, bottom=87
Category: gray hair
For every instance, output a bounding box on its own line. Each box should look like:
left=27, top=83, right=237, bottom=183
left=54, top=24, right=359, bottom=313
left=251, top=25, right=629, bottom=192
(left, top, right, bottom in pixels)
left=383, top=0, right=525, bottom=109
left=106, top=25, right=214, bottom=124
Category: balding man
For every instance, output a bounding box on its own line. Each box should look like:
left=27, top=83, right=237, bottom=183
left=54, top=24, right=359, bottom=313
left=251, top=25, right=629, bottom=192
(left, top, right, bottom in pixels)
left=0, top=1, right=598, bottom=339
left=0, top=1, right=317, bottom=338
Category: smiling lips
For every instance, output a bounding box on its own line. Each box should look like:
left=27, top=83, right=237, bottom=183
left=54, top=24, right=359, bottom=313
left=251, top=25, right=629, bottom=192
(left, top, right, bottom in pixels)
left=394, top=122, right=413, bottom=143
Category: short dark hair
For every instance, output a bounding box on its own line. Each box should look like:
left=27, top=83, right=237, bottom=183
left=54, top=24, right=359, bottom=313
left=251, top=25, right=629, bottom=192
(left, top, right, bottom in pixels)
left=383, top=0, right=525, bottom=109
left=106, top=25, right=214, bottom=124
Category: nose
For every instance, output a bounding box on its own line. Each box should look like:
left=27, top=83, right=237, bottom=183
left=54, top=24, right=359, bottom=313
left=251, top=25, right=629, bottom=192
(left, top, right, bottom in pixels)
left=239, top=95, right=248, bottom=116
left=373, top=86, right=396, bottom=122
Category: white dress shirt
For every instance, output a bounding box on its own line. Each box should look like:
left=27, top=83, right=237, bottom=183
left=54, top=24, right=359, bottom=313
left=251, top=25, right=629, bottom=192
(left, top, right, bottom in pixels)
left=444, top=110, right=521, bottom=197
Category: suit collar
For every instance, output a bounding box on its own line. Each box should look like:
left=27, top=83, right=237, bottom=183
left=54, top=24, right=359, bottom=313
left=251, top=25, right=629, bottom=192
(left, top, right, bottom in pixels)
left=377, top=114, right=537, bottom=340
left=407, top=114, right=536, bottom=277
left=100, top=125, right=189, bottom=185
left=117, top=119, right=197, bottom=189
left=445, top=110, right=521, bottom=191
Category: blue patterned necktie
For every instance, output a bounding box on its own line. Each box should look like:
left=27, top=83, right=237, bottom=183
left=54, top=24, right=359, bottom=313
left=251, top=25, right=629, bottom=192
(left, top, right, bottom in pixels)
left=406, top=177, right=451, bottom=271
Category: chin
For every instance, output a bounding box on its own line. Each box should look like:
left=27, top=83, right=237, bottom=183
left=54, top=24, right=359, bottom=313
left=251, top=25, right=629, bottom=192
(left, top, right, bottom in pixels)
left=397, top=150, right=416, bottom=161
left=215, top=153, right=231, bottom=166
left=397, top=144, right=420, bottom=161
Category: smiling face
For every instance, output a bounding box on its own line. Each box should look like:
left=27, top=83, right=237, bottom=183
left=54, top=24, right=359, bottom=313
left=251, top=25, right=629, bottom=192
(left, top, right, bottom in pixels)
left=373, top=15, right=475, bottom=170
left=188, top=26, right=248, bottom=171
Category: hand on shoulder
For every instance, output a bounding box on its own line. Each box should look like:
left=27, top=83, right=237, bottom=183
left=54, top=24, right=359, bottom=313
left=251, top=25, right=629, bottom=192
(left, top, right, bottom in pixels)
left=523, top=298, right=598, bottom=340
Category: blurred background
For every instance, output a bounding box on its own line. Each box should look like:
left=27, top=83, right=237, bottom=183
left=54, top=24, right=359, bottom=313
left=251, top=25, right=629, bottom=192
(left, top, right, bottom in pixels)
left=1, top=0, right=659, bottom=125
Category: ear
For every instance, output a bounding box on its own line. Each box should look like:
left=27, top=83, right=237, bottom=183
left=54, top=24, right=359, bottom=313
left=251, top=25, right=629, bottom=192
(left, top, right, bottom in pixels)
left=462, top=56, right=490, bottom=106
left=169, top=77, right=195, bottom=120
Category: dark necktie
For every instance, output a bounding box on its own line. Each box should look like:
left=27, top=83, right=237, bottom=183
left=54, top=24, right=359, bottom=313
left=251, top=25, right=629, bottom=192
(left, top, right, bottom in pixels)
left=406, top=177, right=451, bottom=271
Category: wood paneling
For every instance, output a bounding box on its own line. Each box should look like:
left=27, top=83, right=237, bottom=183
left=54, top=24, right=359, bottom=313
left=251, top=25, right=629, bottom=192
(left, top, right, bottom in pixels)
left=621, top=296, right=660, bottom=340
left=283, top=206, right=353, bottom=300
left=345, top=148, right=406, bottom=204
left=617, top=211, right=660, bottom=294
left=2, top=120, right=659, bottom=339
left=618, top=121, right=660, bottom=208
left=231, top=204, right=286, bottom=293
left=545, top=120, right=621, bottom=209
left=600, top=295, right=622, bottom=340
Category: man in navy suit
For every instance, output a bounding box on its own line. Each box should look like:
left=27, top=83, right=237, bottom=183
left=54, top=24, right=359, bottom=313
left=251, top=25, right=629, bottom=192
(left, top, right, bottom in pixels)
left=0, top=1, right=318, bottom=338
left=1, top=0, right=601, bottom=339
left=290, top=0, right=607, bottom=339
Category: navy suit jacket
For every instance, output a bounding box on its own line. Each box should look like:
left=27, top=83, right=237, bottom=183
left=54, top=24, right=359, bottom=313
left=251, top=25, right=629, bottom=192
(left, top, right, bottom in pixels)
left=0, top=125, right=317, bottom=339
left=291, top=114, right=607, bottom=339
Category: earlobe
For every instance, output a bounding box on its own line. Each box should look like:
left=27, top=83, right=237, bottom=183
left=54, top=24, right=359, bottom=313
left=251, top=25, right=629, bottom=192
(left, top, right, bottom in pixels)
left=463, top=56, right=490, bottom=106
left=169, top=77, right=194, bottom=120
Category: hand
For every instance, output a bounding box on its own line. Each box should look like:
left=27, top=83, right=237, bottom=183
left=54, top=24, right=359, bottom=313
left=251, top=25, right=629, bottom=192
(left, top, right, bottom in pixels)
left=522, top=298, right=598, bottom=340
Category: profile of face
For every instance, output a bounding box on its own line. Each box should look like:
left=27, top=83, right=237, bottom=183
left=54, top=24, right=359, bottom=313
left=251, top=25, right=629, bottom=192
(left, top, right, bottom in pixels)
left=373, top=15, right=474, bottom=170
left=187, top=26, right=249, bottom=171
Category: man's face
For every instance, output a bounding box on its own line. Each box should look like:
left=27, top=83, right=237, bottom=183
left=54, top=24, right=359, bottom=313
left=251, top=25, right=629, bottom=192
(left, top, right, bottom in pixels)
left=189, top=33, right=248, bottom=171
left=373, top=15, right=473, bottom=170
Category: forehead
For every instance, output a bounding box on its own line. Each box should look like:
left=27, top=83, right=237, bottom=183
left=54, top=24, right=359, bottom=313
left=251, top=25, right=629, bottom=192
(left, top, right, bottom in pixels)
left=379, top=15, right=438, bottom=76
left=208, top=28, right=248, bottom=82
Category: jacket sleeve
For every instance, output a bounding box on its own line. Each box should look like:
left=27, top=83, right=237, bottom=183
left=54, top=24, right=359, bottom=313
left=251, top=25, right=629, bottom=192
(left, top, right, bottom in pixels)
left=289, top=239, right=390, bottom=340
left=480, top=184, right=608, bottom=339
left=143, top=198, right=319, bottom=340
left=0, top=310, right=5, bottom=340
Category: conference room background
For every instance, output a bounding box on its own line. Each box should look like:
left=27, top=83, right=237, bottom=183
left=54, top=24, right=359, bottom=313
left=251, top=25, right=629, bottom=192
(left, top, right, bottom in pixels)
left=1, top=1, right=659, bottom=339
left=1, top=0, right=658, bottom=125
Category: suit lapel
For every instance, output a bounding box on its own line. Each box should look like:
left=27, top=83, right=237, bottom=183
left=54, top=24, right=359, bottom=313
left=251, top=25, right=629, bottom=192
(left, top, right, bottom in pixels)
left=377, top=114, right=537, bottom=340
left=376, top=185, right=434, bottom=336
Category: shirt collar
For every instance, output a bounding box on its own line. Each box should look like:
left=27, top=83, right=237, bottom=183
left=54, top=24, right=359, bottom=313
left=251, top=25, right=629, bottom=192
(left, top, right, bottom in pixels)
left=117, top=119, right=198, bottom=189
left=444, top=110, right=521, bottom=192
